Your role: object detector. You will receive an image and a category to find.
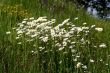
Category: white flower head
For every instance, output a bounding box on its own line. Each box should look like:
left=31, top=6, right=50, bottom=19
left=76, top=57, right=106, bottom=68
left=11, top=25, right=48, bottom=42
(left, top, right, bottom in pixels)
left=31, top=34, right=37, bottom=38
left=76, top=27, right=83, bottom=33
left=23, top=18, right=28, bottom=21
left=63, top=41, right=67, bottom=47
left=95, top=27, right=103, bottom=32
left=12, top=27, right=16, bottom=30
left=59, top=47, right=64, bottom=51
left=76, top=62, right=82, bottom=68
left=73, top=58, right=77, bottom=62
left=29, top=17, right=34, bottom=20
left=16, top=36, right=20, bottom=39
left=17, top=30, right=23, bottom=34
left=99, top=43, right=107, bottom=48
left=105, top=63, right=108, bottom=66
left=100, top=59, right=103, bottom=62
left=62, top=18, right=70, bottom=25
left=82, top=65, right=87, bottom=69
left=80, top=38, right=85, bottom=42
left=83, top=22, right=87, bottom=25
left=42, top=37, right=48, bottom=42
left=36, top=16, right=47, bottom=22
left=82, top=26, right=89, bottom=30
left=22, top=21, right=27, bottom=24
left=6, top=31, right=11, bottom=35
left=90, top=59, right=94, bottom=63
left=50, top=29, right=56, bottom=37
left=76, top=55, right=80, bottom=58
left=17, top=42, right=22, bottom=45
left=51, top=19, right=56, bottom=23
left=71, top=49, right=76, bottom=53
left=31, top=50, right=34, bottom=53
left=91, top=25, right=96, bottom=28
left=74, top=17, right=78, bottom=20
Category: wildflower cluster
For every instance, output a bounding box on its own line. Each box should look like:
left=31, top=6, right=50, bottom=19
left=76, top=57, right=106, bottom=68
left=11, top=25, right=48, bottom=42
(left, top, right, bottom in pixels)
left=0, top=4, right=31, bottom=18
left=13, top=16, right=107, bottom=72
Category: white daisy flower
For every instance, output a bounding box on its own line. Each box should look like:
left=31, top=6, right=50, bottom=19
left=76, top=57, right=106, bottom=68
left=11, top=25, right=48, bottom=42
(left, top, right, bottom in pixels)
left=95, top=27, right=103, bottom=32
left=6, top=31, right=11, bottom=35
left=99, top=43, right=107, bottom=48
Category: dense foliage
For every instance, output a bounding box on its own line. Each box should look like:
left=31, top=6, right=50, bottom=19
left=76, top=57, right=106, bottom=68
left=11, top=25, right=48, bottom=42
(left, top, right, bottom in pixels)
left=70, top=0, right=110, bottom=18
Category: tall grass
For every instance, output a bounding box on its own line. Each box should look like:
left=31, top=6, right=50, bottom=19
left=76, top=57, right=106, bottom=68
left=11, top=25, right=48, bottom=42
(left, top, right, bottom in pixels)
left=0, top=0, right=110, bottom=73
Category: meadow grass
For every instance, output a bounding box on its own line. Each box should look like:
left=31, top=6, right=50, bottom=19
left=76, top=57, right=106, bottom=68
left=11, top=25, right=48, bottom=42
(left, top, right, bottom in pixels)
left=0, top=0, right=110, bottom=73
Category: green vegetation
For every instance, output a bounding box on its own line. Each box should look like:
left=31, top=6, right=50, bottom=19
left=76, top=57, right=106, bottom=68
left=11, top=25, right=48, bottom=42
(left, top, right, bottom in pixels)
left=0, top=0, right=110, bottom=73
